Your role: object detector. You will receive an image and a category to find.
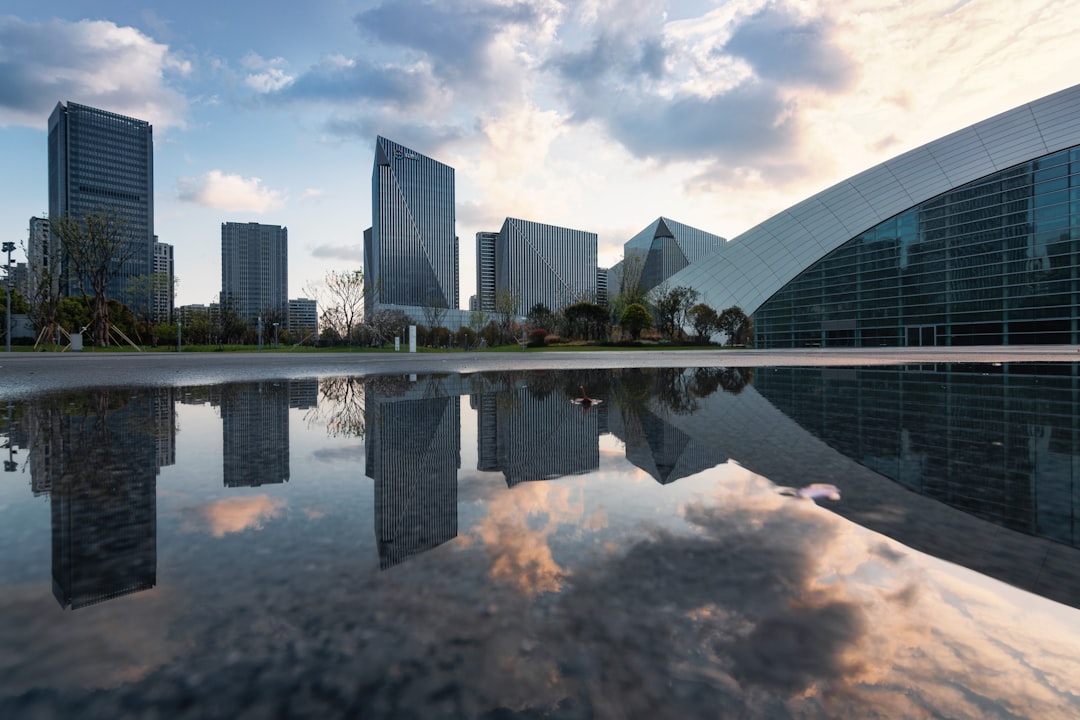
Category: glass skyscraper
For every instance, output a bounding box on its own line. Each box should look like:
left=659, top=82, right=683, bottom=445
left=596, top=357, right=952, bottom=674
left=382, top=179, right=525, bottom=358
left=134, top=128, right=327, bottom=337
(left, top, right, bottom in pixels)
left=48, top=101, right=155, bottom=309
left=366, top=136, right=458, bottom=314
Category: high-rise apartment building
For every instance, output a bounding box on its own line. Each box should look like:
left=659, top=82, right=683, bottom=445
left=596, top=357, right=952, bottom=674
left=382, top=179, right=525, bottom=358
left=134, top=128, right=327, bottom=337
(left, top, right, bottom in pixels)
left=26, top=216, right=58, bottom=303
left=220, top=222, right=288, bottom=326
left=48, top=102, right=154, bottom=309
left=487, top=218, right=597, bottom=315
left=365, top=136, right=458, bottom=316
left=153, top=240, right=173, bottom=324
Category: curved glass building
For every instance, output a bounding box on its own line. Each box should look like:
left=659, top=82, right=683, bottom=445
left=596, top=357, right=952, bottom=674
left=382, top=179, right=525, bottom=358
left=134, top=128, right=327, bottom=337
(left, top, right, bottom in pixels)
left=667, top=84, right=1080, bottom=347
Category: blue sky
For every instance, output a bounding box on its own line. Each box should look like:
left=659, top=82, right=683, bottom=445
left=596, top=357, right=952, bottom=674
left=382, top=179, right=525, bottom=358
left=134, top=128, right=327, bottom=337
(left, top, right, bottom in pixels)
left=1, top=0, right=1078, bottom=308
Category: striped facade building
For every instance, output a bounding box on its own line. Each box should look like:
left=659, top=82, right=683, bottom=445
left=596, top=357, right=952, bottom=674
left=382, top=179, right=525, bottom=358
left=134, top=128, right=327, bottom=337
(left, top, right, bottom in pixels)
left=487, top=218, right=598, bottom=315
left=474, top=386, right=599, bottom=486
left=365, top=377, right=460, bottom=569
left=365, top=136, right=458, bottom=316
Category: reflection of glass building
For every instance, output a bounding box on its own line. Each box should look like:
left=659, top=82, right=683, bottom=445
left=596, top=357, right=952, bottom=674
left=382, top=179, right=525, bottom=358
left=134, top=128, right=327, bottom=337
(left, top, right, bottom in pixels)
left=754, top=365, right=1080, bottom=548
left=666, top=84, right=1080, bottom=347
left=365, top=136, right=458, bottom=315
left=365, top=378, right=460, bottom=568
left=475, top=387, right=599, bottom=486
left=48, top=101, right=155, bottom=308
left=482, top=218, right=598, bottom=314
left=25, top=391, right=162, bottom=609
left=606, top=369, right=729, bottom=484
left=221, top=382, right=290, bottom=487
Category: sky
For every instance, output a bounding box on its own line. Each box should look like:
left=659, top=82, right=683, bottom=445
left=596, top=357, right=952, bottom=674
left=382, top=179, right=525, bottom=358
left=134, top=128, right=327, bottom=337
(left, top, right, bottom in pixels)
left=1, top=0, right=1078, bottom=310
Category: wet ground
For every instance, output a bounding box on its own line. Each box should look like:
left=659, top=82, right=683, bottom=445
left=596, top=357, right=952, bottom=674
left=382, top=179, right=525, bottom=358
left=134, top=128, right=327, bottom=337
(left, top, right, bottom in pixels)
left=2, top=345, right=1079, bottom=397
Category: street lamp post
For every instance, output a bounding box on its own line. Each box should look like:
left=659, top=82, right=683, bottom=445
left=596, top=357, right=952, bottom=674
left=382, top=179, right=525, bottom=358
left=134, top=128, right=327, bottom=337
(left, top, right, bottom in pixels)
left=2, top=241, right=14, bottom=353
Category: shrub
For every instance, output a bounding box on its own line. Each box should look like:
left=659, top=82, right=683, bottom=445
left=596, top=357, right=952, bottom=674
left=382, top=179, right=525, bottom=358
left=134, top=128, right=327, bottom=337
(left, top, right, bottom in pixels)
left=528, top=328, right=548, bottom=347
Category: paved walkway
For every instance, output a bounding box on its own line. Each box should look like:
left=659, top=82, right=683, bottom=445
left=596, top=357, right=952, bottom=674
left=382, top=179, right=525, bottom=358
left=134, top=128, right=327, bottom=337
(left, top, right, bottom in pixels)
left=1, top=345, right=1078, bottom=398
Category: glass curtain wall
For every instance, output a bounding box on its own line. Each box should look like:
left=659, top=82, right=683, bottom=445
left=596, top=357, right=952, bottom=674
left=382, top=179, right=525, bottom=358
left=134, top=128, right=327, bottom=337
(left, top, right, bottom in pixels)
left=756, top=146, right=1080, bottom=347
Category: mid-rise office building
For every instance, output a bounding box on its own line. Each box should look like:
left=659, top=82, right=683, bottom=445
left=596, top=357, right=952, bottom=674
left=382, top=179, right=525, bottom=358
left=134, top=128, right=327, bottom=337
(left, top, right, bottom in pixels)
left=287, top=297, right=318, bottom=339
left=220, top=222, right=288, bottom=326
left=153, top=240, right=173, bottom=324
left=48, top=102, right=155, bottom=310
left=487, top=218, right=597, bottom=315
left=365, top=136, right=458, bottom=315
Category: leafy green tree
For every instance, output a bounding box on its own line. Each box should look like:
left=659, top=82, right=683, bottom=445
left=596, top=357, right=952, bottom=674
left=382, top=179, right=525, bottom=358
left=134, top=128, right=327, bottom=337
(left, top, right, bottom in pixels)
left=652, top=285, right=700, bottom=341
left=620, top=303, right=652, bottom=340
left=717, top=306, right=752, bottom=346
left=561, top=301, right=610, bottom=341
left=687, top=303, right=718, bottom=344
left=609, top=252, right=647, bottom=323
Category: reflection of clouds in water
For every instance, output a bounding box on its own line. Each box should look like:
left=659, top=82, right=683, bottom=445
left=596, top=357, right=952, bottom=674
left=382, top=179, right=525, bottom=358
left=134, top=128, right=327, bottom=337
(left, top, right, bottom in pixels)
left=183, top=495, right=287, bottom=537
left=471, top=481, right=596, bottom=595
left=0, top=583, right=184, bottom=697
left=308, top=444, right=364, bottom=464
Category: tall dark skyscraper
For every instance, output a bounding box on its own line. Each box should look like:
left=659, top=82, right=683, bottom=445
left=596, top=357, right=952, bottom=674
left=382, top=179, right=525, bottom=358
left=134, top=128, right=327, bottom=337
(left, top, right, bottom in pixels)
left=47, top=101, right=155, bottom=308
left=365, top=136, right=458, bottom=315
left=221, top=221, right=288, bottom=325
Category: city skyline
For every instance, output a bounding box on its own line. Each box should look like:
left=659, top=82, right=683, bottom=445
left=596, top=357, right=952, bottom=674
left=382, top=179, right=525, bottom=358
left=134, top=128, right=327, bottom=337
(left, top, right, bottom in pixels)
left=1, top=2, right=1078, bottom=309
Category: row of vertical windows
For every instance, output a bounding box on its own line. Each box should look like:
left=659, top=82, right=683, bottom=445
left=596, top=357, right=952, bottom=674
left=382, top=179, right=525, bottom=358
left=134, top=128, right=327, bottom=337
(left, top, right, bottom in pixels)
left=757, top=146, right=1080, bottom=347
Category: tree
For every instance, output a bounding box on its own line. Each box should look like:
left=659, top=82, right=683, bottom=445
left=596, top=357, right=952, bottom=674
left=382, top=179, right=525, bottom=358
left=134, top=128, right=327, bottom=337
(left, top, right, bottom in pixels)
left=687, top=303, right=718, bottom=344
left=126, top=272, right=176, bottom=328
left=21, top=238, right=64, bottom=346
left=493, top=288, right=521, bottom=344
left=526, top=302, right=556, bottom=332
left=619, top=303, right=652, bottom=340
left=651, top=285, right=699, bottom=341
left=305, top=269, right=369, bottom=343
left=609, top=252, right=648, bottom=322
left=562, top=301, right=610, bottom=341
left=716, top=306, right=752, bottom=346
left=366, top=308, right=410, bottom=347
left=420, top=291, right=449, bottom=331
left=52, top=208, right=141, bottom=347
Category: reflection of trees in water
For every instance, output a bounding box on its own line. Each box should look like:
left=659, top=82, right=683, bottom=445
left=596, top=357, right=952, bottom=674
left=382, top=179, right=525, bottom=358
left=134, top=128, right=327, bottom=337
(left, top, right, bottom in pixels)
left=308, top=376, right=367, bottom=438
left=689, top=366, right=754, bottom=397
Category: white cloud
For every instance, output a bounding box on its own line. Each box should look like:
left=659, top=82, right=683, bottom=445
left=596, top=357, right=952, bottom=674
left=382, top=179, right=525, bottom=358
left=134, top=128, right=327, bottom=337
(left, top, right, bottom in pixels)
left=176, top=170, right=285, bottom=213
left=241, top=52, right=295, bottom=93
left=0, top=17, right=189, bottom=128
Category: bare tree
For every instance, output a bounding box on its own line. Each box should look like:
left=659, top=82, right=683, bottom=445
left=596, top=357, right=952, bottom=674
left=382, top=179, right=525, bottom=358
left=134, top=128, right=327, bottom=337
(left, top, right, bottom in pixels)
left=493, top=288, right=521, bottom=344
left=21, top=238, right=64, bottom=346
left=304, top=269, right=370, bottom=343
left=366, top=308, right=410, bottom=347
left=420, top=291, right=448, bottom=330
left=52, top=209, right=140, bottom=347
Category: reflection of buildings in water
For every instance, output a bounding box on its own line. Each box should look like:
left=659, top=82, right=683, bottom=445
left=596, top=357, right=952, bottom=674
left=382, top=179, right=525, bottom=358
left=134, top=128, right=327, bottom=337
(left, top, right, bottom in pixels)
left=289, top=379, right=319, bottom=410
left=221, top=382, right=290, bottom=488
left=154, top=387, right=177, bottom=469
left=473, top=386, right=599, bottom=486
left=365, top=377, right=460, bottom=569
left=753, top=366, right=1080, bottom=549
left=25, top=390, right=166, bottom=609
left=606, top=369, right=729, bottom=484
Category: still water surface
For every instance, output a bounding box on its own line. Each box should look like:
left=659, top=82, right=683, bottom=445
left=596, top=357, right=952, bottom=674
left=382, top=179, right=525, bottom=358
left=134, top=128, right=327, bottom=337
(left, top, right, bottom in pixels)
left=2, top=365, right=1080, bottom=718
